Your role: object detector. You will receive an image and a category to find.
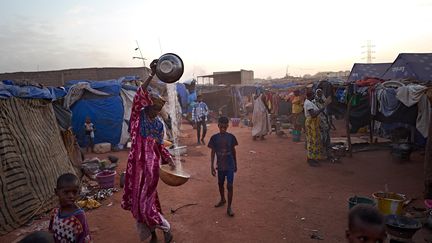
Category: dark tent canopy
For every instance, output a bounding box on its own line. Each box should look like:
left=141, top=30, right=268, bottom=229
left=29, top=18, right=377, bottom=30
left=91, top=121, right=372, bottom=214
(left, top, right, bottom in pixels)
left=381, top=53, right=432, bottom=82
left=347, top=63, right=392, bottom=82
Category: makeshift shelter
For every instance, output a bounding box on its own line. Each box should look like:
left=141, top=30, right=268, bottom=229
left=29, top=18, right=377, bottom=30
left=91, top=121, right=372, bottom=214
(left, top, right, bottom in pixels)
left=347, top=63, right=392, bottom=83
left=66, top=79, right=125, bottom=147
left=381, top=53, right=432, bottom=82
left=0, top=81, right=76, bottom=235
left=65, top=76, right=177, bottom=148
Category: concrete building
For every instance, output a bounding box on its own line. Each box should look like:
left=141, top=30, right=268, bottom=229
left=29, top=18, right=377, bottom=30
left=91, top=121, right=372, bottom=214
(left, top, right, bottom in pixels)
left=0, top=67, right=148, bottom=87
left=197, top=69, right=254, bottom=85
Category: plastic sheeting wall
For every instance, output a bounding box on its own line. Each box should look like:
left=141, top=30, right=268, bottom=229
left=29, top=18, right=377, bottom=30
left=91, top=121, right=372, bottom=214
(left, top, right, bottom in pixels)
left=71, top=96, right=124, bottom=147
left=120, top=89, right=136, bottom=145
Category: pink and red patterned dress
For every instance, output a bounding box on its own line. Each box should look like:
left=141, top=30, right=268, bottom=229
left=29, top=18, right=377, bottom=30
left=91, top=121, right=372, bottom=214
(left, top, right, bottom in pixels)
left=121, top=87, right=172, bottom=239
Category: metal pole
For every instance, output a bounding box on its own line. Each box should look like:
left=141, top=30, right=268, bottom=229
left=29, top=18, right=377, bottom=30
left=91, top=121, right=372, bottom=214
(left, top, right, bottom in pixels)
left=135, top=40, right=149, bottom=78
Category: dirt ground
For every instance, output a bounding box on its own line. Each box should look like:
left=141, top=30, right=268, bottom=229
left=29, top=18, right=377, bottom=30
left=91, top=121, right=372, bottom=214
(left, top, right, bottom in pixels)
left=2, top=120, right=431, bottom=242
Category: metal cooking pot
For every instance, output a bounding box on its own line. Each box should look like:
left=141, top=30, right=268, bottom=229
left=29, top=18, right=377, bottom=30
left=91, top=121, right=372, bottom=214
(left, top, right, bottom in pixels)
left=154, top=53, right=184, bottom=83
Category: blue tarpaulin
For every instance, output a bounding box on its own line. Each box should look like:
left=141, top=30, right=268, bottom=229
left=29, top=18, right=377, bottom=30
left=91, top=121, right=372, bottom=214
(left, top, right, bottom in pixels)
left=176, top=83, right=189, bottom=113
left=1, top=80, right=56, bottom=99
left=66, top=79, right=124, bottom=146
left=347, top=63, right=392, bottom=82
left=70, top=96, right=124, bottom=147
left=47, top=87, right=67, bottom=100
left=66, top=79, right=122, bottom=95
left=381, top=53, right=432, bottom=82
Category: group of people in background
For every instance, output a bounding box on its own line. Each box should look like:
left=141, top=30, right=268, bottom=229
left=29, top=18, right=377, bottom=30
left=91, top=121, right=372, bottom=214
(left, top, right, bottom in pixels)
left=248, top=86, right=335, bottom=167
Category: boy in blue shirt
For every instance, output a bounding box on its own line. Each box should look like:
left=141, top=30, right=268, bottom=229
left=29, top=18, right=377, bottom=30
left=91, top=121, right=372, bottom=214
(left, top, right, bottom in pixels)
left=208, top=116, right=238, bottom=217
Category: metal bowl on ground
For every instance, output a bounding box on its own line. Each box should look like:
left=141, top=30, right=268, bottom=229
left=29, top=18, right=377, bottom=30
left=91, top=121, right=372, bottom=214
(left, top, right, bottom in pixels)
left=159, top=164, right=190, bottom=186
left=348, top=196, right=376, bottom=209
left=155, top=53, right=184, bottom=83
left=372, top=192, right=407, bottom=215
left=385, top=214, right=422, bottom=240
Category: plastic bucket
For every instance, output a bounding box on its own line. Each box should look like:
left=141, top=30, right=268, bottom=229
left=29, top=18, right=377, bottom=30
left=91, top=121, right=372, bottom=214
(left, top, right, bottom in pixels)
left=372, top=192, right=406, bottom=215
left=231, top=118, right=241, bottom=127
left=348, top=196, right=376, bottom=209
left=292, top=130, right=301, bottom=142
left=96, top=170, right=117, bottom=189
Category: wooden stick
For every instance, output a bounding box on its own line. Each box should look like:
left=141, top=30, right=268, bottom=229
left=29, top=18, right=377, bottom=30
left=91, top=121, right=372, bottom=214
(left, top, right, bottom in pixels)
left=346, top=96, right=354, bottom=157
left=424, top=106, right=432, bottom=198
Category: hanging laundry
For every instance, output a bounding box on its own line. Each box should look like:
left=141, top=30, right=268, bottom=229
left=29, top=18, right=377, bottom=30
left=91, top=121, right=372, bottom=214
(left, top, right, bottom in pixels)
left=396, top=85, right=430, bottom=137
left=377, top=87, right=400, bottom=117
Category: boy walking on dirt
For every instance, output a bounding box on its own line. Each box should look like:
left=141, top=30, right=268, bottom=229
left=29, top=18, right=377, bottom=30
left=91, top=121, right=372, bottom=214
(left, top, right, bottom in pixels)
left=208, top=116, right=238, bottom=217
left=192, top=94, right=209, bottom=145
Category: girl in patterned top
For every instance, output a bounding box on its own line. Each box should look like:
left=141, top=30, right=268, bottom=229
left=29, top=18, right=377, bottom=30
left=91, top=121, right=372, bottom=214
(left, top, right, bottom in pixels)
left=49, top=173, right=91, bottom=243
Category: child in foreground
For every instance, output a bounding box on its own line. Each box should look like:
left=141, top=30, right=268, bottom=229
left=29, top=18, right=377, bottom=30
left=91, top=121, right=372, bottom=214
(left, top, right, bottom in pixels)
left=208, top=116, right=238, bottom=217
left=346, top=204, right=386, bottom=243
left=49, top=173, right=91, bottom=243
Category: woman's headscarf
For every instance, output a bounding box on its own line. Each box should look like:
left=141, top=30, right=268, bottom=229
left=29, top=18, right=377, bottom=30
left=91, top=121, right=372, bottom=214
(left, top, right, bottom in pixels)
left=315, top=88, right=325, bottom=102
left=255, top=87, right=264, bottom=96
left=150, top=92, right=166, bottom=111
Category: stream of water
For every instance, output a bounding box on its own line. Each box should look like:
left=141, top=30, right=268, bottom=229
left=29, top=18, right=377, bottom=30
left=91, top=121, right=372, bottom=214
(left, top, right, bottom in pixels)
left=166, top=83, right=182, bottom=168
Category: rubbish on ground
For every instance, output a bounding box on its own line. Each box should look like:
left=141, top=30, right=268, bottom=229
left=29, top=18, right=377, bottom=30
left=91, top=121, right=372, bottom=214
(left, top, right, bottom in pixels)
left=14, top=220, right=50, bottom=237
left=249, top=150, right=257, bottom=154
left=77, top=198, right=101, bottom=210
left=403, top=198, right=416, bottom=207
left=304, top=228, right=319, bottom=232
left=310, top=233, right=324, bottom=240
left=107, top=155, right=119, bottom=163
left=93, top=143, right=112, bottom=154
left=170, top=203, right=198, bottom=214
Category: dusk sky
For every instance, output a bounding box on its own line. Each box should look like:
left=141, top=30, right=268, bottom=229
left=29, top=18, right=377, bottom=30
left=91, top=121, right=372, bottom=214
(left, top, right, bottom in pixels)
left=0, top=0, right=431, bottom=80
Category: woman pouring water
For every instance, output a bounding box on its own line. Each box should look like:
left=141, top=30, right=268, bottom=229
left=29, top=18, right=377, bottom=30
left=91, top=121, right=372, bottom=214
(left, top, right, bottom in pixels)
left=121, top=59, right=176, bottom=243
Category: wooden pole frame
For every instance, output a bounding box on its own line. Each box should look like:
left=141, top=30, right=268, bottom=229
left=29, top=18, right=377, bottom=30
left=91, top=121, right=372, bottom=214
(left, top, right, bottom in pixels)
left=346, top=95, right=355, bottom=157
left=424, top=102, right=432, bottom=198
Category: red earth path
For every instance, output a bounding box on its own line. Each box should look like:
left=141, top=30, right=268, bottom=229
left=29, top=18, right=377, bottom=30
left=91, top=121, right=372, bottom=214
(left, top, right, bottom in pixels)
left=1, top=121, right=428, bottom=242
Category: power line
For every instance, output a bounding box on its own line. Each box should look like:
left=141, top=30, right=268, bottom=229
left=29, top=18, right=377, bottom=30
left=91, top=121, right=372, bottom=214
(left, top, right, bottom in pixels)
left=361, top=40, right=375, bottom=63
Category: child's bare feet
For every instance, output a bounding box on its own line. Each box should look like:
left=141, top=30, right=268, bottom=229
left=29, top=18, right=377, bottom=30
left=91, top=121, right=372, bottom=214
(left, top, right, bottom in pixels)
left=214, top=200, right=226, bottom=208
left=164, top=231, right=173, bottom=243
left=227, top=207, right=235, bottom=217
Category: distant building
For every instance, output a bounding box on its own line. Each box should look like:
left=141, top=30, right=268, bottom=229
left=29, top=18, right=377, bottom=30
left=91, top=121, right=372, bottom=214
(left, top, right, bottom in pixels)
left=0, top=67, right=148, bottom=87
left=197, top=69, right=254, bottom=85
left=313, top=71, right=350, bottom=79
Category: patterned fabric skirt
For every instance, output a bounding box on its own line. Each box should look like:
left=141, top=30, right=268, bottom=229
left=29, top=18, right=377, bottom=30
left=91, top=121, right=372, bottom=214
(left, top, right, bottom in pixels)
left=306, top=117, right=324, bottom=160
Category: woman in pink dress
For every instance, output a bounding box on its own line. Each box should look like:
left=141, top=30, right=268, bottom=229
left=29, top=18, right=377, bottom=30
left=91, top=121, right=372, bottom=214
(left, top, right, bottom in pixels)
left=121, top=61, right=175, bottom=243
